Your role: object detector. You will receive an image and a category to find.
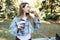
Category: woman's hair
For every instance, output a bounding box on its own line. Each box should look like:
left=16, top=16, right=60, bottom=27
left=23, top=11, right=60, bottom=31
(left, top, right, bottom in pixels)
left=18, top=2, right=35, bottom=27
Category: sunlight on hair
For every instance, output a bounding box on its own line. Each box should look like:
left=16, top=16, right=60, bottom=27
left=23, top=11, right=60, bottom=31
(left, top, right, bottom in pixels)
left=17, top=0, right=45, bottom=8
left=23, top=0, right=36, bottom=8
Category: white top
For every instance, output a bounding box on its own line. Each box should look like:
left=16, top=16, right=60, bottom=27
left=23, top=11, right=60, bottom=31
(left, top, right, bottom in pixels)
left=17, top=16, right=31, bottom=40
left=17, top=34, right=31, bottom=40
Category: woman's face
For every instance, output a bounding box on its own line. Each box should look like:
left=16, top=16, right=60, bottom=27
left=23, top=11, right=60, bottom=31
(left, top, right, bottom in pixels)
left=23, top=4, right=30, bottom=13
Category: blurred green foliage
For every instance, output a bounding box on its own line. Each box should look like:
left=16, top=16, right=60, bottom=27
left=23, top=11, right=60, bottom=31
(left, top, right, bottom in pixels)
left=39, top=0, right=60, bottom=21
left=0, top=0, right=18, bottom=20
left=0, top=0, right=60, bottom=21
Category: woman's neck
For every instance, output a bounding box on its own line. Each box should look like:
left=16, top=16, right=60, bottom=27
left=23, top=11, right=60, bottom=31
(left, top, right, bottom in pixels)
left=23, top=12, right=26, bottom=17
left=21, top=12, right=27, bottom=18
left=20, top=12, right=29, bottom=18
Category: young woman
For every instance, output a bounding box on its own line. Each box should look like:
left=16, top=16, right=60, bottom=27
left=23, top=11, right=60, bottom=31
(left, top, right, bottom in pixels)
left=10, top=2, right=40, bottom=40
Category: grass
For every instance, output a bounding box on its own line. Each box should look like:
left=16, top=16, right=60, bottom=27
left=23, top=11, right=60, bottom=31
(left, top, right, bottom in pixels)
left=32, top=23, right=60, bottom=38
left=0, top=21, right=15, bottom=40
left=0, top=20, right=60, bottom=40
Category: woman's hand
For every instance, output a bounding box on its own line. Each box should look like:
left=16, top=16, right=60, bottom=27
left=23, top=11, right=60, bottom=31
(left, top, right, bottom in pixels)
left=17, top=21, right=25, bottom=29
left=17, top=23, right=24, bottom=29
left=17, top=23, right=24, bottom=33
left=30, top=11, right=39, bottom=19
left=32, top=11, right=39, bottom=19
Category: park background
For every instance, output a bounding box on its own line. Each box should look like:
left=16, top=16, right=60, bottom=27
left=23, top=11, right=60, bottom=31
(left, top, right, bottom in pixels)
left=0, top=0, right=60, bottom=40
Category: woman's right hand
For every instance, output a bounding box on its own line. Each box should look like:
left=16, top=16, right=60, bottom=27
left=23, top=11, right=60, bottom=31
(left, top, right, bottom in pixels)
left=17, top=23, right=24, bottom=29
left=17, top=23, right=24, bottom=33
left=17, top=21, right=25, bottom=29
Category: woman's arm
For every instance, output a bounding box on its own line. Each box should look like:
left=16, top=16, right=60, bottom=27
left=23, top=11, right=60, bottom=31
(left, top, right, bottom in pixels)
left=31, top=11, right=41, bottom=29
left=33, top=17, right=40, bottom=29
left=10, top=17, right=18, bottom=36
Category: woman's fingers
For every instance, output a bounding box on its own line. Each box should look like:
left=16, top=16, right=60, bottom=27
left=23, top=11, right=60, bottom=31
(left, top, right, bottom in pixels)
left=18, top=23, right=24, bottom=28
left=34, top=12, right=39, bottom=18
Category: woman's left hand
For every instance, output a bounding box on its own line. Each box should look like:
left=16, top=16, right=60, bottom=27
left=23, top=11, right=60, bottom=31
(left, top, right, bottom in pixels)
left=34, top=11, right=39, bottom=19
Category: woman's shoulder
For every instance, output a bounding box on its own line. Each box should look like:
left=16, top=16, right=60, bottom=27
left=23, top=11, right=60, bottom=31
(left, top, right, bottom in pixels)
left=13, top=16, right=20, bottom=21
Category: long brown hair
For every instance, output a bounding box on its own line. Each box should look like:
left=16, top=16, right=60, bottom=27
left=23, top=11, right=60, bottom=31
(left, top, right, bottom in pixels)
left=18, top=2, right=35, bottom=27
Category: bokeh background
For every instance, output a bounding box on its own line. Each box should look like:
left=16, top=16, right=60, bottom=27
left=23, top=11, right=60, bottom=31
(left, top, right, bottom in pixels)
left=0, top=0, right=60, bottom=40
